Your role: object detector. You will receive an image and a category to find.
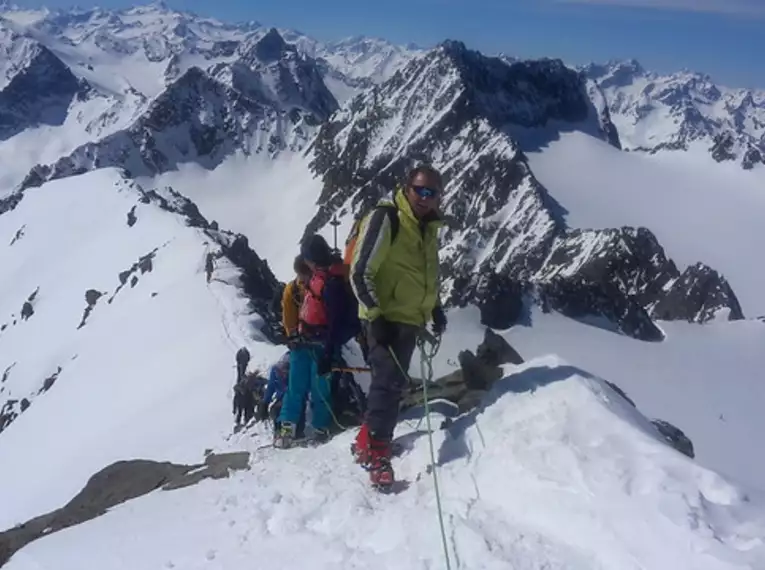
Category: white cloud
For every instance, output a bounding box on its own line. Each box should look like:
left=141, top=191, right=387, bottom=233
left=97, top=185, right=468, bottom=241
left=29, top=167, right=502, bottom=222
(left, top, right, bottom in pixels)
left=556, top=0, right=765, bottom=16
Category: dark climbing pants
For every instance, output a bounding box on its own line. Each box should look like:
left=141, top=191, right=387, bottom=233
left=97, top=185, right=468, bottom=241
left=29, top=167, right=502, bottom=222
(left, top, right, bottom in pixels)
left=236, top=361, right=247, bottom=383
left=364, top=321, right=420, bottom=442
left=234, top=388, right=255, bottom=425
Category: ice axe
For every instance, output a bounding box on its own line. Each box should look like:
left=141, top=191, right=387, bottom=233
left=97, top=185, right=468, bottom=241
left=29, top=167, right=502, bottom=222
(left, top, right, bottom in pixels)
left=329, top=215, right=341, bottom=256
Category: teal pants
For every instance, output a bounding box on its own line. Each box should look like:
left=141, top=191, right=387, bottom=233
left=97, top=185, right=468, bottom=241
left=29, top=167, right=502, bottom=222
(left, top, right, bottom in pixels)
left=278, top=346, right=331, bottom=431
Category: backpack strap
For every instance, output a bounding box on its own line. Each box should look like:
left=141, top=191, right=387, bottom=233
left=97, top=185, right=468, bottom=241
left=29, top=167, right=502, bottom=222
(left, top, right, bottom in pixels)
left=376, top=204, right=400, bottom=244
left=290, top=278, right=302, bottom=307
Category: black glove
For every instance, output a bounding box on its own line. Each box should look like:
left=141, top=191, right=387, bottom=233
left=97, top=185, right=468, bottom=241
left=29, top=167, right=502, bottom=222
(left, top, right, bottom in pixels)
left=256, top=401, right=268, bottom=422
left=370, top=316, right=397, bottom=347
left=317, top=353, right=333, bottom=376
left=432, top=305, right=447, bottom=336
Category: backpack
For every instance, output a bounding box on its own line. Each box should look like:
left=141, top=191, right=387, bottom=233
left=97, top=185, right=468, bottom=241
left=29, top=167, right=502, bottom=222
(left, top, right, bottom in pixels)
left=343, top=204, right=400, bottom=267
left=330, top=368, right=367, bottom=427
left=300, top=262, right=361, bottom=345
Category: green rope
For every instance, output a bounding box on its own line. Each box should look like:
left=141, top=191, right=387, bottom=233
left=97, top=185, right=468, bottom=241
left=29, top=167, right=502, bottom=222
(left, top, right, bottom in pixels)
left=389, top=332, right=452, bottom=570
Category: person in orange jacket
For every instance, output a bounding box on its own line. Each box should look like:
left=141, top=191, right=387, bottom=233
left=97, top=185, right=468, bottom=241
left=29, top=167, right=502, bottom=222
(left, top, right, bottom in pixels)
left=282, top=255, right=311, bottom=338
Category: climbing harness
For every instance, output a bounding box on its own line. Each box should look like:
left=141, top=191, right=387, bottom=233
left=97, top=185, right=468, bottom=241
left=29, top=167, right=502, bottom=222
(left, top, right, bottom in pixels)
left=389, top=329, right=452, bottom=570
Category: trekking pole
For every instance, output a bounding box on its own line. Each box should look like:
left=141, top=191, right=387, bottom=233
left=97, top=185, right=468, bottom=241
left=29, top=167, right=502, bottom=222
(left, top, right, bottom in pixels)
left=388, top=333, right=452, bottom=570
left=331, top=366, right=371, bottom=373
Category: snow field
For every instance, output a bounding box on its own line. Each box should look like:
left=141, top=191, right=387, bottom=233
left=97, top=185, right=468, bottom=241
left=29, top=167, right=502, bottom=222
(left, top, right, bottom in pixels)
left=5, top=357, right=764, bottom=570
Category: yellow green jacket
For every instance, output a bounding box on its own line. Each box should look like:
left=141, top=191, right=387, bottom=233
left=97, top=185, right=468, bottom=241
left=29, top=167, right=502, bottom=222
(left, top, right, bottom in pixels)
left=350, top=189, right=442, bottom=327
left=281, top=279, right=304, bottom=336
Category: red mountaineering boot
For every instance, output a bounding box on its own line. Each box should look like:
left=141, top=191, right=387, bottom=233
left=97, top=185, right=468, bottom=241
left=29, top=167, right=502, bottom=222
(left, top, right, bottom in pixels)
left=367, top=436, right=394, bottom=490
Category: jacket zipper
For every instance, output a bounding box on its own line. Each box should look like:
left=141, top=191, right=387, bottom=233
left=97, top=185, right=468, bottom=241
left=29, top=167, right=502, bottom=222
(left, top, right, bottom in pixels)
left=420, top=222, right=429, bottom=325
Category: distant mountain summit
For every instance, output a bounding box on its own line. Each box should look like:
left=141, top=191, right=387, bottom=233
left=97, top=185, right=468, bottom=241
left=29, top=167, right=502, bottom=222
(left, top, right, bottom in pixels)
left=583, top=59, right=765, bottom=169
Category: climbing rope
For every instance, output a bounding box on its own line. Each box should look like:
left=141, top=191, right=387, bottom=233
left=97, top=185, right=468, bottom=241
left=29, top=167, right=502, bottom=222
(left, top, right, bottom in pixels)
left=389, top=330, right=452, bottom=570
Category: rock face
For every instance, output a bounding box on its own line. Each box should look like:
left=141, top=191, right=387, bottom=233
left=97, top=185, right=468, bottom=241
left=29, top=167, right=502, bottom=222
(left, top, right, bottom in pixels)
left=583, top=59, right=765, bottom=170
left=19, top=29, right=338, bottom=190
left=652, top=419, right=695, bottom=459
left=0, top=193, right=23, bottom=216
left=306, top=43, right=743, bottom=340
left=0, top=365, right=62, bottom=435
left=402, top=328, right=524, bottom=412
left=0, top=452, right=250, bottom=567
left=651, top=263, right=744, bottom=322
left=77, top=289, right=104, bottom=329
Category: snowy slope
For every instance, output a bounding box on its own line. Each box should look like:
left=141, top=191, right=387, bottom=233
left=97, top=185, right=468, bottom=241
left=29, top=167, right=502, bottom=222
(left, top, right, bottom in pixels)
left=0, top=87, right=146, bottom=192
left=438, top=306, right=765, bottom=493
left=584, top=60, right=765, bottom=169
left=525, top=130, right=765, bottom=316
left=4, top=357, right=765, bottom=569
left=0, top=168, right=282, bottom=528
left=289, top=32, right=423, bottom=83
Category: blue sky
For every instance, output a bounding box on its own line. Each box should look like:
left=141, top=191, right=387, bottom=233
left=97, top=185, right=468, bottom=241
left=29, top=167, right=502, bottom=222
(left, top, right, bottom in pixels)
left=12, top=0, right=764, bottom=88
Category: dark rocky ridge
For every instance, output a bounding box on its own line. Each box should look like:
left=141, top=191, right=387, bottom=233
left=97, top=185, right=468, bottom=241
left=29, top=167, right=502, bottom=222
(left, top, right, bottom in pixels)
left=130, top=180, right=283, bottom=341
left=0, top=452, right=250, bottom=567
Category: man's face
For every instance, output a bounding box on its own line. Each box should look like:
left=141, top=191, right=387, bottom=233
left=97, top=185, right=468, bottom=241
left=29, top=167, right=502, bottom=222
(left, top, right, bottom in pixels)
left=405, top=171, right=442, bottom=219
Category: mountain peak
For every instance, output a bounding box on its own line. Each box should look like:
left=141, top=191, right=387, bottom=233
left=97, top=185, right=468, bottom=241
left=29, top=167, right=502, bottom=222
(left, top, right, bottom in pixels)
left=253, top=27, right=290, bottom=63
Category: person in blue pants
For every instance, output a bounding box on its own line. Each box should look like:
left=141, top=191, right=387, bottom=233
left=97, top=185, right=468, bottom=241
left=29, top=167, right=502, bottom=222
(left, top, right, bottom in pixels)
left=258, top=351, right=306, bottom=436
left=275, top=234, right=359, bottom=448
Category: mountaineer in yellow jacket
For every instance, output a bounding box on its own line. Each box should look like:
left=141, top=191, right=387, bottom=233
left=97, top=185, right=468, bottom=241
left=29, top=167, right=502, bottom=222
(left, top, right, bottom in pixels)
left=349, top=164, right=448, bottom=490
left=281, top=255, right=311, bottom=338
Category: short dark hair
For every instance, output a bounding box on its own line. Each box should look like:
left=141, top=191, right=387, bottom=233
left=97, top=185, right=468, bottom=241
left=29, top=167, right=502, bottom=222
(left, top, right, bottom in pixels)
left=293, top=255, right=310, bottom=276
left=406, top=164, right=443, bottom=189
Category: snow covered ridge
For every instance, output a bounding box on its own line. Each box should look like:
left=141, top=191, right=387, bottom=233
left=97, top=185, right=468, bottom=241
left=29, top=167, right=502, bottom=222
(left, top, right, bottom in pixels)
left=307, top=41, right=744, bottom=340
left=0, top=168, right=282, bottom=439
left=14, top=29, right=337, bottom=185
left=583, top=59, right=765, bottom=170
left=0, top=1, right=413, bottom=101
left=2, top=356, right=764, bottom=569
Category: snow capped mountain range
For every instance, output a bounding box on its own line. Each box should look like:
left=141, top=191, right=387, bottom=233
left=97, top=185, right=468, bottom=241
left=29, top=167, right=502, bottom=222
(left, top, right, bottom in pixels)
left=584, top=59, right=765, bottom=169
left=1, top=2, right=764, bottom=568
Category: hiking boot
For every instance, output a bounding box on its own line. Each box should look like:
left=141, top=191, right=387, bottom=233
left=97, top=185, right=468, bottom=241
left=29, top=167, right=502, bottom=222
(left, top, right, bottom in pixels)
left=309, top=428, right=331, bottom=446
left=367, top=438, right=395, bottom=489
left=274, top=422, right=296, bottom=449
left=351, top=425, right=395, bottom=488
left=369, top=456, right=395, bottom=489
